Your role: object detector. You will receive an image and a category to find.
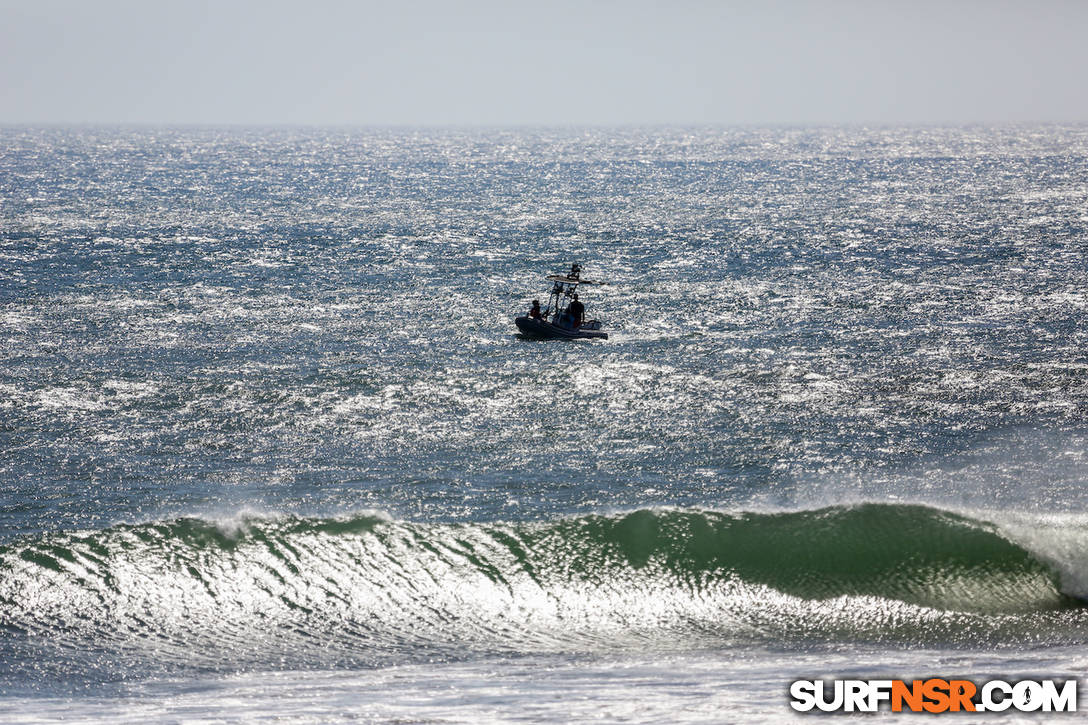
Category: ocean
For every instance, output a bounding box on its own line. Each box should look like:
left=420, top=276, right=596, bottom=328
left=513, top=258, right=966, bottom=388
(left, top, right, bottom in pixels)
left=3, top=124, right=1088, bottom=722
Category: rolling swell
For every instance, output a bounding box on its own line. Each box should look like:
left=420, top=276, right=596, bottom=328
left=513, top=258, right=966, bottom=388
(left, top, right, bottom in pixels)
left=1, top=504, right=1085, bottom=674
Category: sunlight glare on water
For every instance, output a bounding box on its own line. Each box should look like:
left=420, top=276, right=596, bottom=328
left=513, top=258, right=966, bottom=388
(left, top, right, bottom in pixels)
left=3, top=124, right=1088, bottom=721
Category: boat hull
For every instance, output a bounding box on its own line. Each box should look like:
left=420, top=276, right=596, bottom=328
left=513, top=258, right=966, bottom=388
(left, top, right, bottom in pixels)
left=515, top=316, right=608, bottom=340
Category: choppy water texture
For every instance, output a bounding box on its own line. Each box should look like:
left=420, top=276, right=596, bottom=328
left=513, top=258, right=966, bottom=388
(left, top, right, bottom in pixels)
left=3, top=125, right=1088, bottom=722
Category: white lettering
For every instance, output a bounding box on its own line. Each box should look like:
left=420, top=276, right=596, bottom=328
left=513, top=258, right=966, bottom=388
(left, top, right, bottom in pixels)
left=1013, top=680, right=1043, bottom=712
left=844, top=680, right=868, bottom=712
left=981, top=680, right=1012, bottom=712
left=789, top=680, right=816, bottom=712
left=867, top=680, right=893, bottom=710
left=1041, top=680, right=1077, bottom=712
left=792, top=676, right=1077, bottom=713
left=815, top=680, right=844, bottom=712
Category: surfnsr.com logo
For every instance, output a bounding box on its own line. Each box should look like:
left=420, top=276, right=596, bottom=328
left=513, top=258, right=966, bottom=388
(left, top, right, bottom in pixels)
left=790, top=678, right=1077, bottom=713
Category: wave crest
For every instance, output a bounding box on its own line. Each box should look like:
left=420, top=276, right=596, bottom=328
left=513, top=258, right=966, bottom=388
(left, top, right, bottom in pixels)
left=1, top=504, right=1085, bottom=672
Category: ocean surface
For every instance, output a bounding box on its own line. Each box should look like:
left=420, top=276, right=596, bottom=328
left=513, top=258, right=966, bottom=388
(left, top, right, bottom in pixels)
left=3, top=124, right=1088, bottom=722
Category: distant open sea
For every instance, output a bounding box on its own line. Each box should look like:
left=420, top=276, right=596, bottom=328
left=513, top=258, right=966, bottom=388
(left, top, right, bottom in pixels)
left=3, top=124, right=1088, bottom=722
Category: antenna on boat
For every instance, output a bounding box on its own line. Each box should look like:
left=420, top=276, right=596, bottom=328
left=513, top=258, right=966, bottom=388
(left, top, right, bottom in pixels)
left=514, top=263, right=608, bottom=339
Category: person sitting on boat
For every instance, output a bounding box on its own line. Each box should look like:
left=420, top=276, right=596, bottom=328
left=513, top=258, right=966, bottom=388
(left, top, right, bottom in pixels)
left=529, top=300, right=543, bottom=320
left=568, top=293, right=585, bottom=328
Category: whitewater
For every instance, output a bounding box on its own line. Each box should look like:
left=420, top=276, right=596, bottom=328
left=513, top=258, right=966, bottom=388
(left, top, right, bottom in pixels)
left=3, top=125, right=1088, bottom=721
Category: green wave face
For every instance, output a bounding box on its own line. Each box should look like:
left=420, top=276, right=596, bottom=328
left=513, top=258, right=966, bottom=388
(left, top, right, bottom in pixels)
left=540, top=504, right=1072, bottom=613
left=0, top=504, right=1085, bottom=671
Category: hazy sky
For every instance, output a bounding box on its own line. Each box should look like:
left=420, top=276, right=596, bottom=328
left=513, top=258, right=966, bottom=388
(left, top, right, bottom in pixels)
left=2, top=0, right=1086, bottom=125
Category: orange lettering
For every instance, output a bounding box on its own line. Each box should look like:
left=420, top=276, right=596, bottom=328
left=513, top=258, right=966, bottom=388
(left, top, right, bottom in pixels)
left=922, top=679, right=951, bottom=713
left=892, top=680, right=924, bottom=712
left=948, top=680, right=977, bottom=712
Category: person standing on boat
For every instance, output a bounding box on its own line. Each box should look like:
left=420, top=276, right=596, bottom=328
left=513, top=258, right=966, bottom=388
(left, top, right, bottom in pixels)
left=568, top=293, right=585, bottom=328
left=529, top=300, right=543, bottom=320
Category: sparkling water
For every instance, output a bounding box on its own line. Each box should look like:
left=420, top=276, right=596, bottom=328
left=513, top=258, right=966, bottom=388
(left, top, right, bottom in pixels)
left=3, top=125, right=1088, bottom=722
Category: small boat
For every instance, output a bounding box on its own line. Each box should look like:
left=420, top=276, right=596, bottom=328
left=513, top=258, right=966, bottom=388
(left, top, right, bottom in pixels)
left=515, top=264, right=609, bottom=340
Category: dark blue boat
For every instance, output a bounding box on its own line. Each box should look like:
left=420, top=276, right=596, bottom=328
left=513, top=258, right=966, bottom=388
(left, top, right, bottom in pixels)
left=514, top=315, right=608, bottom=339
left=514, top=264, right=608, bottom=340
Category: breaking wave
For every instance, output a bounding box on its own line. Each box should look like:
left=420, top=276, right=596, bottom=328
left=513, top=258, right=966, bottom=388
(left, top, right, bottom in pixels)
left=3, top=503, right=1088, bottom=676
